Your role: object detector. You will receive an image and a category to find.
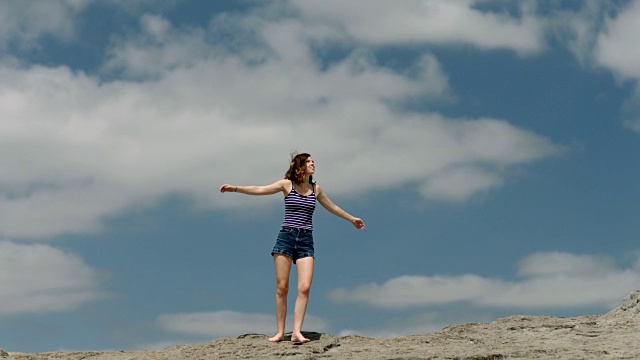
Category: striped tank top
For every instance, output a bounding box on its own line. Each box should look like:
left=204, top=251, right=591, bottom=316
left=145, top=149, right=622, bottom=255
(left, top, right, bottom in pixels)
left=282, top=182, right=316, bottom=230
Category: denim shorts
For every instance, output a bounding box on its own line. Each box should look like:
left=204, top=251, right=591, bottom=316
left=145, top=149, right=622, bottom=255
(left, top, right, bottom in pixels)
left=271, top=226, right=315, bottom=263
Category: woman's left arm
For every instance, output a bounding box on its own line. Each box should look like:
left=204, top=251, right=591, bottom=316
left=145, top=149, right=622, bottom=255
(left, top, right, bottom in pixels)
left=316, top=184, right=365, bottom=229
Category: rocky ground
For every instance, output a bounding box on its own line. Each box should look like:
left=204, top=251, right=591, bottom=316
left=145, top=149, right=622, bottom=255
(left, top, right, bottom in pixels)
left=3, top=290, right=640, bottom=360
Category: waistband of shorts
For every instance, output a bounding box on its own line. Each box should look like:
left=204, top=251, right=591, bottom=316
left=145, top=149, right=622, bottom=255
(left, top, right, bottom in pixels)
left=281, top=226, right=313, bottom=234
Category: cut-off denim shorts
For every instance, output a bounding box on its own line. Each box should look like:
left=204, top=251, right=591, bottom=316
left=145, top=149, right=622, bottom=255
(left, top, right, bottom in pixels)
left=271, top=226, right=314, bottom=264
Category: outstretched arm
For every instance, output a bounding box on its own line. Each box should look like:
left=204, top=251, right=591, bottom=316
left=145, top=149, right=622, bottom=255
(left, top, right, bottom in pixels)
left=220, top=179, right=289, bottom=196
left=316, top=184, right=365, bottom=229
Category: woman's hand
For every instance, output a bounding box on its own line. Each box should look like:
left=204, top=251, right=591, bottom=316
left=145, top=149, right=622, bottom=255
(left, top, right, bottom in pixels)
left=219, top=184, right=236, bottom=193
left=351, top=218, right=365, bottom=230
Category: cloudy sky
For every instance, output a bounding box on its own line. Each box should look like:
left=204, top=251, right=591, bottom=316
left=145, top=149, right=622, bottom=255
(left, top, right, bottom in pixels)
left=2, top=0, right=640, bottom=353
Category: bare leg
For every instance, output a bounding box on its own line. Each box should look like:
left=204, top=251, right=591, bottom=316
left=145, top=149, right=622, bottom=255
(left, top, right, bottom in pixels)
left=269, top=254, right=292, bottom=342
left=291, top=256, right=314, bottom=343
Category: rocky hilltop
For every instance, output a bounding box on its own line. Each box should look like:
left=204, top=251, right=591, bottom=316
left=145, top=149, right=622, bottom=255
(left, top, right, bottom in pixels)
left=4, top=290, right=640, bottom=360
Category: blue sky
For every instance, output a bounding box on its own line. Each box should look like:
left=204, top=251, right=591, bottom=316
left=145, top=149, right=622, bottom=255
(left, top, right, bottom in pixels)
left=2, top=0, right=640, bottom=353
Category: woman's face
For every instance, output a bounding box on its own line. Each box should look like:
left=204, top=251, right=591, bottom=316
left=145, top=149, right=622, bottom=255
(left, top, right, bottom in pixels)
left=304, top=157, right=315, bottom=175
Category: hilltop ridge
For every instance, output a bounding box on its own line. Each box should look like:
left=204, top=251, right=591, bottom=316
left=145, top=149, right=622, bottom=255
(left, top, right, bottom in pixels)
left=4, top=290, right=640, bottom=359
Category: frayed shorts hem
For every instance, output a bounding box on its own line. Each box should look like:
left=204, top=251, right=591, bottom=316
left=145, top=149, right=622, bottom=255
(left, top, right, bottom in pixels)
left=271, top=250, right=314, bottom=264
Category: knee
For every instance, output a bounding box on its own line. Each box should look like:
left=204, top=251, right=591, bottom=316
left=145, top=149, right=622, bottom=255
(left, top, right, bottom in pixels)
left=275, top=282, right=289, bottom=297
left=298, top=282, right=311, bottom=296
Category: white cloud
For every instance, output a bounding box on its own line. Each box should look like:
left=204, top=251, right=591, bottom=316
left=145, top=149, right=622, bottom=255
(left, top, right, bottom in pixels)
left=0, top=241, right=104, bottom=315
left=555, top=0, right=640, bottom=135
left=0, top=8, right=562, bottom=239
left=624, top=117, right=640, bottom=133
left=517, top=252, right=615, bottom=277
left=291, top=0, right=545, bottom=54
left=329, top=274, right=498, bottom=308
left=156, top=310, right=329, bottom=338
left=562, top=0, right=640, bottom=134
left=328, top=252, right=640, bottom=310
left=0, top=0, right=87, bottom=49
left=595, top=0, right=640, bottom=80
left=103, top=14, right=216, bottom=79
left=338, top=310, right=493, bottom=338
left=419, top=166, right=503, bottom=202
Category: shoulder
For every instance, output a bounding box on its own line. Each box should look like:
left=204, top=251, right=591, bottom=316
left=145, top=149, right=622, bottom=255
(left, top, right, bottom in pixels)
left=314, top=182, right=324, bottom=195
left=277, top=179, right=293, bottom=192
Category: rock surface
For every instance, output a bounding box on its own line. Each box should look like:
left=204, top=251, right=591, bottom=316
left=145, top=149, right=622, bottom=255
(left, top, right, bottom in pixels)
left=6, top=290, right=640, bottom=359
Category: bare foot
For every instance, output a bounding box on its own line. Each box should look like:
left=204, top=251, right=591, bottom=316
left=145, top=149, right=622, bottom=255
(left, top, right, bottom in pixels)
left=291, top=333, right=310, bottom=344
left=268, top=333, right=285, bottom=342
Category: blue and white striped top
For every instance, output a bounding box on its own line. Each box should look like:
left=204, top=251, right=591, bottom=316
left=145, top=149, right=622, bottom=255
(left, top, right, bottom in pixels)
left=282, top=182, right=316, bottom=230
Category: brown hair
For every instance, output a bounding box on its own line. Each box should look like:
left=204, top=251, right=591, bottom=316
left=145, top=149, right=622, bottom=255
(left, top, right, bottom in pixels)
left=284, top=152, right=311, bottom=184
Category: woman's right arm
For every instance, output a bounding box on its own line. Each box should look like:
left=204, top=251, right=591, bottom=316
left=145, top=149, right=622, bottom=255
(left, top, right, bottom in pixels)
left=220, top=179, right=289, bottom=196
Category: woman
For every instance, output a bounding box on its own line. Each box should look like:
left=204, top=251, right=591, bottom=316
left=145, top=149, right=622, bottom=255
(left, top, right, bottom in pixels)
left=219, top=153, right=365, bottom=344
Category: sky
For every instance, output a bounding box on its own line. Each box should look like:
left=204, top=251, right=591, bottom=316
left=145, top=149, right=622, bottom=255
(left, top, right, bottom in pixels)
left=1, top=0, right=640, bottom=353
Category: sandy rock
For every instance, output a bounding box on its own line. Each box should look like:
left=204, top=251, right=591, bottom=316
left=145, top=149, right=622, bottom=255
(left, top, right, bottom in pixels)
left=6, top=290, right=640, bottom=359
left=0, top=349, right=9, bottom=358
left=604, top=289, right=640, bottom=317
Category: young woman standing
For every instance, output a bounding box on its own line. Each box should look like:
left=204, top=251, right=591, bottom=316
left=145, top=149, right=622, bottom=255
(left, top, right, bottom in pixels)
left=220, top=153, right=365, bottom=343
